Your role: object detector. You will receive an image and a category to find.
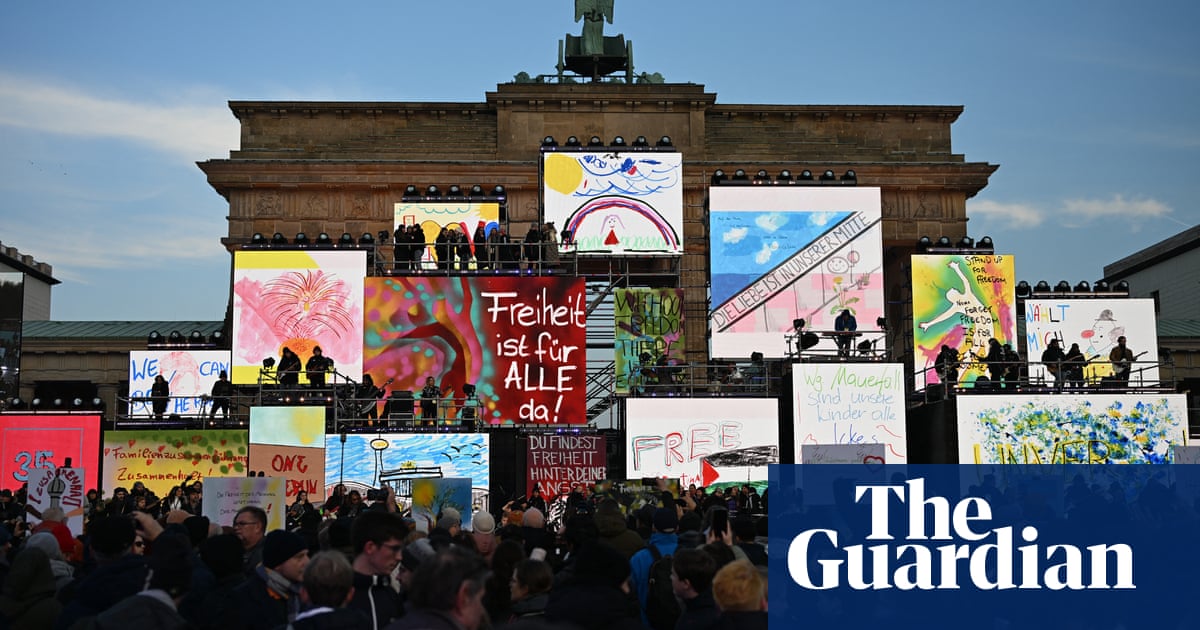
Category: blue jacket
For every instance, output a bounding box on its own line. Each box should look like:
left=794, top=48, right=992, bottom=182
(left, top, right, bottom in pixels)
left=629, top=531, right=678, bottom=622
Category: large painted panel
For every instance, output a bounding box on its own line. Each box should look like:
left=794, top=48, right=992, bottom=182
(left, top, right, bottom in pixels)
left=411, top=477, right=473, bottom=532
left=543, top=151, right=683, bottom=255
left=709, top=187, right=884, bottom=359
left=526, top=433, right=606, bottom=500
left=203, top=476, right=286, bottom=531
left=364, top=276, right=587, bottom=424
left=128, top=350, right=231, bottom=417
left=1023, top=298, right=1159, bottom=385
left=324, top=433, right=489, bottom=497
left=393, top=201, right=501, bottom=268
left=26, top=466, right=87, bottom=535
left=232, top=250, right=366, bottom=385
left=613, top=288, right=685, bottom=394
left=957, top=394, right=1188, bottom=464
left=249, top=406, right=326, bottom=500
left=912, top=254, right=1017, bottom=388
left=102, top=429, right=249, bottom=497
left=792, top=363, right=906, bottom=463
left=626, top=398, right=780, bottom=488
left=0, top=414, right=100, bottom=491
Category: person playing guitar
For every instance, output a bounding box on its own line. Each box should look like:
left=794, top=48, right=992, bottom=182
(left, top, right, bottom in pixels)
left=1107, top=336, right=1145, bottom=386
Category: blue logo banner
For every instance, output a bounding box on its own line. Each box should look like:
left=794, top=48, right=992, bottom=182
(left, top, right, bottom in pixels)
left=768, top=464, right=1200, bottom=629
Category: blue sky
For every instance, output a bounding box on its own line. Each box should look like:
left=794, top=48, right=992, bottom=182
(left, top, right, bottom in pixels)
left=2, top=1, right=1197, bottom=321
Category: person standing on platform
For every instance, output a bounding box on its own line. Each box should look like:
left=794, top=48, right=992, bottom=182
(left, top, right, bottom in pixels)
left=306, top=346, right=332, bottom=388
left=278, top=347, right=302, bottom=389
left=209, top=370, right=234, bottom=421
left=1109, top=335, right=1135, bottom=386
left=833, top=309, right=858, bottom=359
left=151, top=374, right=170, bottom=420
left=473, top=225, right=490, bottom=270
left=420, top=376, right=446, bottom=422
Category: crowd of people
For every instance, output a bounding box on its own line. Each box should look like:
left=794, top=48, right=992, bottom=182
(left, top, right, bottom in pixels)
left=390, top=223, right=561, bottom=273
left=0, top=480, right=768, bottom=630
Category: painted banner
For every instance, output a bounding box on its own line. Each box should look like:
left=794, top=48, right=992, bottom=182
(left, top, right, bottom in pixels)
left=364, top=276, right=588, bottom=424
left=394, top=200, right=501, bottom=269
left=1023, top=298, right=1159, bottom=386
left=542, top=151, right=683, bottom=255
left=26, top=467, right=86, bottom=536
left=0, top=414, right=100, bottom=491
left=793, top=363, right=906, bottom=463
left=626, top=398, right=780, bottom=488
left=128, top=350, right=231, bottom=417
left=249, top=406, right=326, bottom=500
left=411, top=477, right=473, bottom=532
left=202, top=476, right=286, bottom=531
left=526, top=434, right=606, bottom=499
left=324, top=433, right=489, bottom=498
left=613, top=288, right=685, bottom=394
left=912, top=254, right=1017, bottom=388
left=957, top=393, right=1189, bottom=464
left=708, top=187, right=884, bottom=359
left=800, top=443, right=886, bottom=465
left=102, top=429, right=248, bottom=497
left=232, top=250, right=366, bottom=385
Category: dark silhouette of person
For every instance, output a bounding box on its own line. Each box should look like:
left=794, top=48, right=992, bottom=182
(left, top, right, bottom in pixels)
left=151, top=374, right=170, bottom=419
left=1063, top=343, right=1086, bottom=389
left=209, top=370, right=234, bottom=421
left=420, top=376, right=445, bottom=420
left=934, top=345, right=960, bottom=389
left=1108, top=335, right=1135, bottom=386
left=833, top=309, right=858, bottom=358
left=277, top=347, right=301, bottom=388
left=356, top=374, right=383, bottom=419
left=305, top=345, right=332, bottom=388
left=1041, top=338, right=1066, bottom=390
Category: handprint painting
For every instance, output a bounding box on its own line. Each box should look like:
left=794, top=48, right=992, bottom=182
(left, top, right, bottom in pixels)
left=542, top=151, right=683, bottom=255
left=912, top=254, right=1016, bottom=388
left=232, top=251, right=366, bottom=384
left=707, top=187, right=884, bottom=359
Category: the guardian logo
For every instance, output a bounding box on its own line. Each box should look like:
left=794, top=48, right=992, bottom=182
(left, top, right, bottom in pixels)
left=788, top=478, right=1135, bottom=591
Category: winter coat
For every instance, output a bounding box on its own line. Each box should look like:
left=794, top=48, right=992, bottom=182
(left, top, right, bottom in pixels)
left=0, top=547, right=62, bottom=630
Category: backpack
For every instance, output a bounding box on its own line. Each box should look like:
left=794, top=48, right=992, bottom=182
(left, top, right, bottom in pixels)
left=645, top=544, right=682, bottom=630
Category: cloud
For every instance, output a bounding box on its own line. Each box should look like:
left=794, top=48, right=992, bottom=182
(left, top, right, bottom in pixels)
left=723, top=227, right=748, bottom=243
left=969, top=199, right=1046, bottom=228
left=970, top=195, right=1174, bottom=231
left=755, top=213, right=786, bottom=233
left=809, top=211, right=837, bottom=227
left=754, top=241, right=778, bottom=265
left=1061, top=194, right=1171, bottom=221
left=0, top=72, right=238, bottom=162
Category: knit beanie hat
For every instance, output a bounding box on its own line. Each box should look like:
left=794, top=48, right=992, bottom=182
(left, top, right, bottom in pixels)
left=262, top=529, right=307, bottom=569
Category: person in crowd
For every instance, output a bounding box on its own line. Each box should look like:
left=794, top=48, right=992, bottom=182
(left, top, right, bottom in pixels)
left=975, top=338, right=1006, bottom=387
left=24, top=530, right=75, bottom=593
left=161, top=484, right=187, bottom=517
left=407, top=225, right=425, bottom=270
left=434, top=227, right=452, bottom=271
left=207, top=370, right=235, bottom=421
left=87, top=532, right=194, bottom=629
left=732, top=517, right=767, bottom=567
left=340, top=491, right=365, bottom=520
left=544, top=542, right=643, bottom=630
left=393, top=225, right=411, bottom=272
left=833, top=309, right=858, bottom=358
left=671, top=547, right=720, bottom=630
left=711, top=559, right=767, bottom=630
left=1002, top=343, right=1022, bottom=389
left=192, top=534, right=249, bottom=628
left=0, top=546, right=63, bottom=628
left=629, top=507, right=680, bottom=624
left=349, top=511, right=409, bottom=630
left=225, top=529, right=309, bottom=629
left=292, top=551, right=372, bottom=629
left=1041, top=338, right=1067, bottom=390
left=233, top=506, right=268, bottom=576
left=306, top=346, right=332, bottom=388
left=56, top=515, right=150, bottom=629
left=288, top=490, right=322, bottom=548
left=384, top=545, right=490, bottom=630
left=472, top=225, right=490, bottom=270
left=397, top=538, right=436, bottom=595
left=151, top=374, right=171, bottom=420
left=325, top=484, right=347, bottom=517
left=595, top=498, right=644, bottom=561
left=541, top=222, right=560, bottom=269
left=526, top=487, right=547, bottom=515
left=277, top=347, right=302, bottom=388
left=522, top=224, right=542, bottom=272
left=481, top=539, right=523, bottom=622
left=1109, top=335, right=1136, bottom=386
left=356, top=375, right=385, bottom=420
left=508, top=558, right=554, bottom=622
left=1063, top=342, right=1087, bottom=389
left=519, top=507, right=552, bottom=556
left=469, top=511, right=498, bottom=564
left=455, top=229, right=472, bottom=270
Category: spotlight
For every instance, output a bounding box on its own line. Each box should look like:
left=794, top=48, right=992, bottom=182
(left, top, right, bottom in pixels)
left=339, top=232, right=354, bottom=246
left=732, top=169, right=748, bottom=182
left=469, top=184, right=485, bottom=197
left=262, top=357, right=276, bottom=370
left=588, top=136, right=603, bottom=147
left=168, top=331, right=185, bottom=344
left=936, top=236, right=952, bottom=248
left=294, top=232, right=309, bottom=245
left=1114, top=280, right=1130, bottom=293
left=72, top=398, right=84, bottom=409
left=632, top=135, right=649, bottom=148
left=841, top=170, right=857, bottom=183
left=492, top=185, right=506, bottom=197
left=777, top=169, right=793, bottom=183
left=1093, top=280, right=1110, bottom=292
left=447, top=185, right=462, bottom=197
left=1015, top=281, right=1032, bottom=298
left=7, top=397, right=24, bottom=410
left=250, top=232, right=266, bottom=246
left=210, top=330, right=226, bottom=345
left=1034, top=280, right=1051, bottom=293
left=798, top=170, right=814, bottom=182
left=147, top=331, right=163, bottom=346
left=977, top=236, right=994, bottom=250
left=541, top=136, right=557, bottom=148
left=31, top=398, right=42, bottom=410
left=1054, top=280, right=1072, bottom=293
left=820, top=170, right=836, bottom=183
left=358, top=232, right=375, bottom=245
left=52, top=398, right=64, bottom=409
left=711, top=169, right=727, bottom=185
left=189, top=331, right=205, bottom=345
left=565, top=136, right=581, bottom=147
left=1074, top=281, right=1091, bottom=293
left=271, top=232, right=287, bottom=246
left=91, top=397, right=103, bottom=409
left=316, top=232, right=333, bottom=246
left=753, top=170, right=770, bottom=183
left=425, top=185, right=441, bottom=197
left=917, top=236, right=932, bottom=251
left=404, top=185, right=419, bottom=197
left=656, top=135, right=673, bottom=147
left=957, top=236, right=975, bottom=249
left=611, top=136, right=626, bottom=147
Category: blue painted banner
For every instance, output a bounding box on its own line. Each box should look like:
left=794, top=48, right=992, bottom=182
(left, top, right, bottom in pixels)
left=769, top=464, right=1200, bottom=629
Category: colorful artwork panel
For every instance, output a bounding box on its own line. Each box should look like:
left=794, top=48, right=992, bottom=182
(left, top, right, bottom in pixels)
left=793, top=363, right=907, bottom=463
left=911, top=254, right=1017, bottom=388
left=203, top=476, right=286, bottom=531
left=102, top=429, right=248, bottom=497
left=1023, top=298, right=1159, bottom=386
left=0, top=414, right=100, bottom=491
left=26, top=467, right=87, bottom=536
left=526, top=434, right=606, bottom=500
left=411, top=477, right=473, bottom=532
left=393, top=201, right=501, bottom=268
left=232, top=250, right=366, bottom=385
left=249, top=406, right=326, bottom=448
left=956, top=394, right=1188, bottom=464
left=128, top=350, right=231, bottom=417
left=248, top=444, right=324, bottom=501
left=613, top=288, right=685, bottom=394
left=543, top=151, right=683, bottom=255
left=363, top=276, right=587, bottom=424
left=324, top=433, right=489, bottom=498
left=708, top=187, right=885, bottom=359
left=626, top=398, right=780, bottom=488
